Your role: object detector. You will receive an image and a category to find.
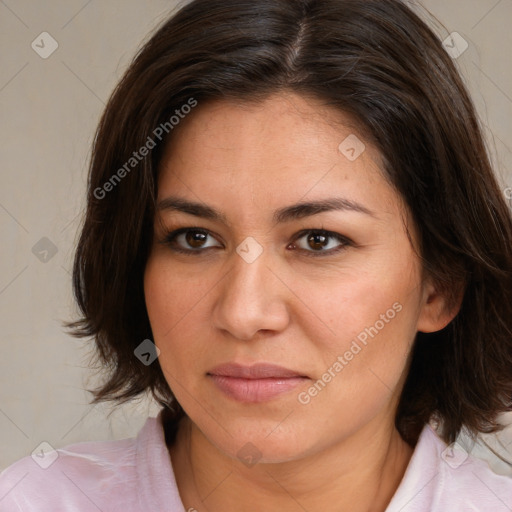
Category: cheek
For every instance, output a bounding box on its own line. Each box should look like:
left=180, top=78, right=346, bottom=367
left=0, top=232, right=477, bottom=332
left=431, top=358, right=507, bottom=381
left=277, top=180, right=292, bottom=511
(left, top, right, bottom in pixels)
left=144, top=255, right=213, bottom=337
left=291, top=262, right=420, bottom=409
left=143, top=255, right=221, bottom=381
left=290, top=259, right=418, bottom=351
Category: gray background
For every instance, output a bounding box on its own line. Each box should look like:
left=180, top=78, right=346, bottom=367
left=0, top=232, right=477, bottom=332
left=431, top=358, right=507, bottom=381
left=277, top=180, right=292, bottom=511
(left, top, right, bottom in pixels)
left=1, top=0, right=511, bottom=473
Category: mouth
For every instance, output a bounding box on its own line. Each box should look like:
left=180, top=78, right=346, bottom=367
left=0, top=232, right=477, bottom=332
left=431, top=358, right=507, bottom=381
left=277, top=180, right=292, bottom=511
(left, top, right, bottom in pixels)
left=207, top=362, right=309, bottom=403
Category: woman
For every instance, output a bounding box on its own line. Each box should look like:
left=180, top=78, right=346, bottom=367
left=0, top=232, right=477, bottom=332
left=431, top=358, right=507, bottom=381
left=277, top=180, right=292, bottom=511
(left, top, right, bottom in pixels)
left=1, top=0, right=511, bottom=510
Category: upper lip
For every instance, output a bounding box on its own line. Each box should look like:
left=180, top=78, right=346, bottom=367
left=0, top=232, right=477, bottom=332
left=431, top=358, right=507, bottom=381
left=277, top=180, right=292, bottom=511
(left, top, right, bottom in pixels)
left=207, top=363, right=307, bottom=379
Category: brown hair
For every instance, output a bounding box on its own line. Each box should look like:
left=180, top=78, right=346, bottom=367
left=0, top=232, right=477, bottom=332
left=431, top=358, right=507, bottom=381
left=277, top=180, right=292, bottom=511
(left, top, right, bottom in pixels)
left=66, top=0, right=512, bottom=447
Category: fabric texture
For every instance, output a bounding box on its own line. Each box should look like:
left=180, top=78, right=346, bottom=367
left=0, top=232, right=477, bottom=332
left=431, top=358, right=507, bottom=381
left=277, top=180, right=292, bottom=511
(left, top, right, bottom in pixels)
left=0, top=409, right=511, bottom=511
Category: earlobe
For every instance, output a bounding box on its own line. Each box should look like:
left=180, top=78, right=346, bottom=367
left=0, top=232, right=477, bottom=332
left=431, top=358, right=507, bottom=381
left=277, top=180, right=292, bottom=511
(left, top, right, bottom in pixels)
left=416, top=278, right=465, bottom=334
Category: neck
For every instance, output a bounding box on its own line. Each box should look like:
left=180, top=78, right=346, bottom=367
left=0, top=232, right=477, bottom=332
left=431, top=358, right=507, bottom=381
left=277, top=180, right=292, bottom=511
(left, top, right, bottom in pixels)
left=168, top=415, right=415, bottom=512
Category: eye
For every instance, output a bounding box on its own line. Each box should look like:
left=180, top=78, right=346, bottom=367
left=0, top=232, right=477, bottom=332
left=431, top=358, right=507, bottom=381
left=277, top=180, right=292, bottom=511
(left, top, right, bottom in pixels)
left=159, top=227, right=222, bottom=254
left=290, top=229, right=352, bottom=257
left=159, top=227, right=352, bottom=257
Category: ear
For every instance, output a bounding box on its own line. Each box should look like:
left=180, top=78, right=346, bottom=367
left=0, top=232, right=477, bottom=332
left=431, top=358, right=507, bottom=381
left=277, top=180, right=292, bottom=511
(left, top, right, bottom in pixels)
left=416, top=276, right=465, bottom=333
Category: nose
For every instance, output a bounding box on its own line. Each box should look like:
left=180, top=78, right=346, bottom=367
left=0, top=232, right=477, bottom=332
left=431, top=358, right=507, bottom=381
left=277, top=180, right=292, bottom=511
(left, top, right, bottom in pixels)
left=211, top=246, right=291, bottom=341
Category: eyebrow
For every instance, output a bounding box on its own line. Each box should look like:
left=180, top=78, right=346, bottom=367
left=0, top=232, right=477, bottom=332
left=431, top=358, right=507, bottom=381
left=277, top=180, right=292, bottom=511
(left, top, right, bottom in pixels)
left=157, top=195, right=376, bottom=225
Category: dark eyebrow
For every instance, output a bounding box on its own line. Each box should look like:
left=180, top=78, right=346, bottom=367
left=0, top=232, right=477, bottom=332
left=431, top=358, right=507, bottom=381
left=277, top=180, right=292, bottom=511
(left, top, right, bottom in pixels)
left=157, top=196, right=376, bottom=225
left=273, top=197, right=376, bottom=223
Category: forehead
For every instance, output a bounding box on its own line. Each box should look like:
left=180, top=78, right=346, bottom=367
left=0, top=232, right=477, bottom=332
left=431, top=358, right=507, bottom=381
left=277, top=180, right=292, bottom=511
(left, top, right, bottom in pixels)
left=156, top=92, right=401, bottom=221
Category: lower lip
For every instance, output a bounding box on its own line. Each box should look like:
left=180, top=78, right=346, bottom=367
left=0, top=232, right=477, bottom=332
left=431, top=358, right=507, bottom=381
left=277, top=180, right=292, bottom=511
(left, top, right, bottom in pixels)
left=208, top=375, right=308, bottom=403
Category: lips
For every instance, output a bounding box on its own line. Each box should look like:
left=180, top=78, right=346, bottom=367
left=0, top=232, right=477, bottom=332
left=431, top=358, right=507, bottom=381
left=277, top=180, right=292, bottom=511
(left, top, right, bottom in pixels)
left=207, top=363, right=309, bottom=402
left=207, top=362, right=307, bottom=379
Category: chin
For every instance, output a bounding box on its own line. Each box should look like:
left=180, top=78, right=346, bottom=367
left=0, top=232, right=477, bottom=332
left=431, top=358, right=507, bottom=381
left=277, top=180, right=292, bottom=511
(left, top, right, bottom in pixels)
left=205, top=422, right=315, bottom=466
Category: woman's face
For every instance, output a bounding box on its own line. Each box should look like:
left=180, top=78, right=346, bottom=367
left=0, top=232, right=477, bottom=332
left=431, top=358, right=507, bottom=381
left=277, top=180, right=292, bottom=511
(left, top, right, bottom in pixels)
left=144, top=92, right=449, bottom=463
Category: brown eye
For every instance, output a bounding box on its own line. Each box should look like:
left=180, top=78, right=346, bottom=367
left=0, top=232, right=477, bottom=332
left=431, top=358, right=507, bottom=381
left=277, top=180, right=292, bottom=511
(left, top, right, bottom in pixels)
left=307, top=233, right=329, bottom=251
left=160, top=228, right=222, bottom=253
left=185, top=230, right=208, bottom=248
left=292, top=229, right=352, bottom=257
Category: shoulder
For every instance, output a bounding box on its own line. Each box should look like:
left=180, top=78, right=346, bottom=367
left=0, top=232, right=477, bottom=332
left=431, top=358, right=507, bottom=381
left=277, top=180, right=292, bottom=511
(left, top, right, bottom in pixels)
left=0, top=412, right=186, bottom=512
left=387, top=423, right=512, bottom=512
left=0, top=429, right=138, bottom=512
left=434, top=429, right=512, bottom=510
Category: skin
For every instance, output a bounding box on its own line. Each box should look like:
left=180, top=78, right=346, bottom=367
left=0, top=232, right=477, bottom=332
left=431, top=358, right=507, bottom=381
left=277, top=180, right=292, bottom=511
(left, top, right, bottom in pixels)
left=143, top=91, right=461, bottom=512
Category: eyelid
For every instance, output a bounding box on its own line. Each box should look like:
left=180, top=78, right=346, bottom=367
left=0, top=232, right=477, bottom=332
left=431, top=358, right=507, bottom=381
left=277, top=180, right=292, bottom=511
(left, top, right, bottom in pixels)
left=158, top=227, right=223, bottom=249
left=291, top=228, right=352, bottom=256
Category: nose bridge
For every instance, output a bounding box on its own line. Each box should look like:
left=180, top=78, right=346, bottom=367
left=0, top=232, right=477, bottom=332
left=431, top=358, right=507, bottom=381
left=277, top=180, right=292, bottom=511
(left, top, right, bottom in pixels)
left=212, top=241, right=289, bottom=339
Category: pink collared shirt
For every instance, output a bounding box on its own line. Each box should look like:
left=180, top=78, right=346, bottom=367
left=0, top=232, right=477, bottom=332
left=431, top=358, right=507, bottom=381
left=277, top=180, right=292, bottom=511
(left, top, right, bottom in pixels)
left=1, top=409, right=511, bottom=511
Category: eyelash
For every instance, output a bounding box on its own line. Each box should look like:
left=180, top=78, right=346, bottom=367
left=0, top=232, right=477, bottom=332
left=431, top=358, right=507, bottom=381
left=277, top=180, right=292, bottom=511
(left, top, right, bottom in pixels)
left=158, top=227, right=353, bottom=258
